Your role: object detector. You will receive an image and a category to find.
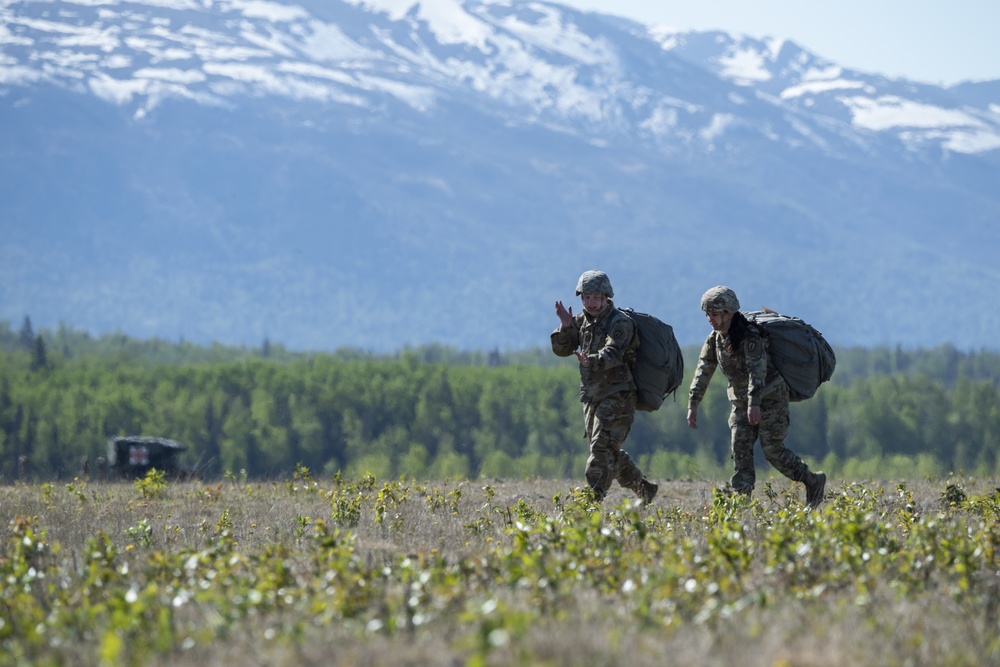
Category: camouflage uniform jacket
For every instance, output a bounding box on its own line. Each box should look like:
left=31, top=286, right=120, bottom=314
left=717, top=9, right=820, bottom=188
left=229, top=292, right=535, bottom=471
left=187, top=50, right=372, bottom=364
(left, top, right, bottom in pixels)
left=551, top=300, right=638, bottom=404
left=688, top=323, right=783, bottom=410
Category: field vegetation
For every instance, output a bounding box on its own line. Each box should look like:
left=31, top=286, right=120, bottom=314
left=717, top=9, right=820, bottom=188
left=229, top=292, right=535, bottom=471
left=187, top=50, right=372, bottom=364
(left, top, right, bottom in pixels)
left=3, top=319, right=1000, bottom=664
left=2, top=473, right=998, bottom=666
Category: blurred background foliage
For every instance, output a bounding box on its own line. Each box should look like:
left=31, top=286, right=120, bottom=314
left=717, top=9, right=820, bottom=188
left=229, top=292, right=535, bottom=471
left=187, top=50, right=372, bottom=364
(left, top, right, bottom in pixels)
left=2, top=317, right=999, bottom=481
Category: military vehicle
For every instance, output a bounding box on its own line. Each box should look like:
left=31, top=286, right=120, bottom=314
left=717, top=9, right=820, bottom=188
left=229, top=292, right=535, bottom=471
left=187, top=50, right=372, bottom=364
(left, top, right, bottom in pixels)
left=107, top=436, right=195, bottom=479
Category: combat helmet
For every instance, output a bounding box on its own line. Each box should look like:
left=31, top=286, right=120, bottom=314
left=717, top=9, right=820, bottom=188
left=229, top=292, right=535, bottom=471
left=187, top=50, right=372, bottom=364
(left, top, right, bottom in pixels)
left=700, top=286, right=740, bottom=312
left=575, top=270, right=614, bottom=298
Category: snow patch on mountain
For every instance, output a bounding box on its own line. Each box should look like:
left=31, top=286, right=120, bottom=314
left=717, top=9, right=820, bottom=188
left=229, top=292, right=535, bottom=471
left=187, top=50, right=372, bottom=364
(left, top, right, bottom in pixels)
left=843, top=95, right=987, bottom=129
left=716, top=38, right=786, bottom=84
left=226, top=0, right=309, bottom=22
left=299, top=22, right=375, bottom=61
left=840, top=94, right=1000, bottom=152
left=781, top=79, right=871, bottom=99
left=802, top=65, right=844, bottom=81
left=700, top=113, right=734, bottom=142
left=0, top=62, right=40, bottom=86
left=345, top=0, right=493, bottom=49
left=495, top=3, right=617, bottom=66
left=135, top=66, right=207, bottom=83
left=718, top=47, right=771, bottom=83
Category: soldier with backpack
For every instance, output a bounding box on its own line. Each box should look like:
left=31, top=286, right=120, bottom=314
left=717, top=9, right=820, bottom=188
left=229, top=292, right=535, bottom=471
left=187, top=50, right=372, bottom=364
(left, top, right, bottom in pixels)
left=552, top=270, right=658, bottom=505
left=686, top=286, right=827, bottom=507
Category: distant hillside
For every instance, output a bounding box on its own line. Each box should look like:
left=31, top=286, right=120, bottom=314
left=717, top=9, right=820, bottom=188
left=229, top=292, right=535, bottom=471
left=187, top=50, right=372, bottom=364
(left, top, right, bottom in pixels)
left=1, top=0, right=998, bottom=351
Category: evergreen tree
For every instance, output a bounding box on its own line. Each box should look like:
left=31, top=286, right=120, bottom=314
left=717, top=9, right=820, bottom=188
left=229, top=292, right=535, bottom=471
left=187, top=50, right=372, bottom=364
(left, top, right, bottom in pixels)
left=30, top=335, right=48, bottom=372
left=19, top=316, right=34, bottom=350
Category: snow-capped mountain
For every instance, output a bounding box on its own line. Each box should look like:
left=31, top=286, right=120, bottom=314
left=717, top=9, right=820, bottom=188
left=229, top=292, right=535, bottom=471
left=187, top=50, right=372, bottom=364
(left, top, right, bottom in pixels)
left=2, top=0, right=999, bottom=351
left=5, top=0, right=997, bottom=154
left=655, top=28, right=1000, bottom=155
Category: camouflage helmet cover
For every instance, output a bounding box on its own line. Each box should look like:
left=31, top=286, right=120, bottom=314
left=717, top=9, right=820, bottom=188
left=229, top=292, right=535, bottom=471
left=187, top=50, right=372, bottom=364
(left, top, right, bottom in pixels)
left=700, top=285, right=740, bottom=312
left=575, top=270, right=614, bottom=298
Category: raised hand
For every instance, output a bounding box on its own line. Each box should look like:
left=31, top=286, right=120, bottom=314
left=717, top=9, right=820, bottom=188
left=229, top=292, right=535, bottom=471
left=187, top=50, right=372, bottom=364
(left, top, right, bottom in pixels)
left=554, top=300, right=574, bottom=328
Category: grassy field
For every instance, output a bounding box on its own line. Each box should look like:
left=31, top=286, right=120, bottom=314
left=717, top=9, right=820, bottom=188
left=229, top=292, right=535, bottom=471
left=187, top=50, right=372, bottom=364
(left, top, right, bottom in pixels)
left=2, top=471, right=999, bottom=666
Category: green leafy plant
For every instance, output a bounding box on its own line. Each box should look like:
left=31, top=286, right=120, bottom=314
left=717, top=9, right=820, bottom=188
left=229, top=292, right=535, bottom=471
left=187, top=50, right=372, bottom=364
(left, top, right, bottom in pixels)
left=125, top=518, right=154, bottom=548
left=288, top=463, right=319, bottom=495
left=134, top=469, right=167, bottom=499
left=941, top=482, right=968, bottom=506
left=65, top=480, right=88, bottom=505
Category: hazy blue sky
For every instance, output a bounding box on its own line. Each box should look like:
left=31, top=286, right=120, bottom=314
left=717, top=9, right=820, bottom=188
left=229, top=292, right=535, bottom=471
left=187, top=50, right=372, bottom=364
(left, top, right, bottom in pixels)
left=557, top=0, right=998, bottom=85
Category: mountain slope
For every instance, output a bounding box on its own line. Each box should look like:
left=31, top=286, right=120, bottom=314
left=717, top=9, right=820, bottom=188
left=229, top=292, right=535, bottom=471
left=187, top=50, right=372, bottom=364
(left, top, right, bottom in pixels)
left=1, top=0, right=998, bottom=351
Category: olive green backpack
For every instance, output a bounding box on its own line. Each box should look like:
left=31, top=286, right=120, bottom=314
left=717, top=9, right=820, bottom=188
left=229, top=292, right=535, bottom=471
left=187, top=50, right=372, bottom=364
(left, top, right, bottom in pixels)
left=620, top=308, right=685, bottom=412
left=745, top=309, right=836, bottom=402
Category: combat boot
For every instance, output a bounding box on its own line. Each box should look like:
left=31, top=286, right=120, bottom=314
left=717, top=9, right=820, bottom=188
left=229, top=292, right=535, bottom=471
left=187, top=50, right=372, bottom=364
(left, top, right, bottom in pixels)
left=637, top=479, right=658, bottom=506
left=805, top=471, right=827, bottom=507
left=587, top=486, right=606, bottom=503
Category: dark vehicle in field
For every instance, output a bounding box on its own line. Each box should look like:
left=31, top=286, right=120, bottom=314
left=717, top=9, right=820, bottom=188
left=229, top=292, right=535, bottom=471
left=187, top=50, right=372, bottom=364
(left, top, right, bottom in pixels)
left=107, top=436, right=195, bottom=479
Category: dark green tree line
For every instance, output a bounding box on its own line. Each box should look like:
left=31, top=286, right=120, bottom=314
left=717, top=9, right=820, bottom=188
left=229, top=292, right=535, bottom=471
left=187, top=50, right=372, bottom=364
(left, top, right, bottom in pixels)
left=2, top=320, right=1000, bottom=481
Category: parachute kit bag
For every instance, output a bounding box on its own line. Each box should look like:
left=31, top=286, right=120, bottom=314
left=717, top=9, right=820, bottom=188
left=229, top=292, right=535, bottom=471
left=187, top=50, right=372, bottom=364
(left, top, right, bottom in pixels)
left=620, top=308, right=685, bottom=412
left=745, top=308, right=836, bottom=402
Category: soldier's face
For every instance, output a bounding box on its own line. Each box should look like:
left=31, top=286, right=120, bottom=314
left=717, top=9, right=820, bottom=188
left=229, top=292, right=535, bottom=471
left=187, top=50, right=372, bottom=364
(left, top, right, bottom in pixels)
left=707, top=310, right=733, bottom=333
left=581, top=293, right=608, bottom=316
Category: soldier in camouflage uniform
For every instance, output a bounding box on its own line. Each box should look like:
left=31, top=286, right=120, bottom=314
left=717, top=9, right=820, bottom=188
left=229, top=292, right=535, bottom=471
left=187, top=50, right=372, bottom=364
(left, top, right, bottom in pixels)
left=552, top=270, right=658, bottom=505
left=686, top=286, right=826, bottom=506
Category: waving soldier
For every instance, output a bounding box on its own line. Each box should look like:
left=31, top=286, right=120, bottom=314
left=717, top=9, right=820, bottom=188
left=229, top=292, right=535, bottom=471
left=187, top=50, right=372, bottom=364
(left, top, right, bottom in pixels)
left=552, top=270, right=658, bottom=505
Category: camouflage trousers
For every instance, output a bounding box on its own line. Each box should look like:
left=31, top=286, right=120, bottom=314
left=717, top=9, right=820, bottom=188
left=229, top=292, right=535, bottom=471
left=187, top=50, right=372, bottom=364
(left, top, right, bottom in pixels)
left=728, top=381, right=810, bottom=493
left=582, top=390, right=644, bottom=499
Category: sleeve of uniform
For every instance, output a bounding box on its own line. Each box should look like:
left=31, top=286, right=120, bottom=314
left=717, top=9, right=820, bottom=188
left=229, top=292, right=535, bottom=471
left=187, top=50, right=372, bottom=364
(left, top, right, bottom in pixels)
left=550, top=316, right=581, bottom=357
left=744, top=329, right=769, bottom=406
left=587, top=311, right=633, bottom=371
left=687, top=333, right=718, bottom=410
